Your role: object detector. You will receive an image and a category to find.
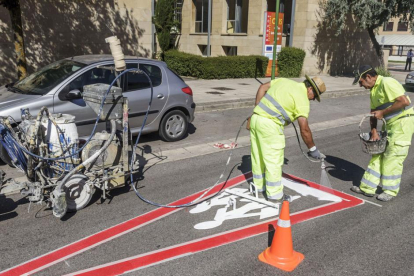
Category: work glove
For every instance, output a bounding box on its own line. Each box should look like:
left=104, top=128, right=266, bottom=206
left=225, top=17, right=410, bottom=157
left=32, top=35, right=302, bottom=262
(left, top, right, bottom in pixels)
left=307, top=148, right=326, bottom=160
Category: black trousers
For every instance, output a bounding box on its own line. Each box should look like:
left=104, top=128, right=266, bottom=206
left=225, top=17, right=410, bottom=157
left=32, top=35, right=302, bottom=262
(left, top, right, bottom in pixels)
left=405, top=58, right=412, bottom=71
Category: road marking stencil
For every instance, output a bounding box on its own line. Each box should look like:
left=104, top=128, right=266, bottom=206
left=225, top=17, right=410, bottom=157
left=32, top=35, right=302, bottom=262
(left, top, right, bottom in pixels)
left=1, top=172, right=363, bottom=276
left=67, top=173, right=363, bottom=276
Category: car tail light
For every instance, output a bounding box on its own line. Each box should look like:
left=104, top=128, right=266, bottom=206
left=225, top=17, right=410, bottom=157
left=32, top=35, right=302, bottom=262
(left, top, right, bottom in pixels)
left=181, top=86, right=193, bottom=96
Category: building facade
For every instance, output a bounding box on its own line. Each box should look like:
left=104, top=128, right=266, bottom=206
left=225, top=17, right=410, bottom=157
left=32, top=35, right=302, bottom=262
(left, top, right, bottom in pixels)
left=178, top=0, right=379, bottom=75
left=0, top=0, right=154, bottom=85
left=1, top=0, right=383, bottom=85
left=377, top=17, right=414, bottom=58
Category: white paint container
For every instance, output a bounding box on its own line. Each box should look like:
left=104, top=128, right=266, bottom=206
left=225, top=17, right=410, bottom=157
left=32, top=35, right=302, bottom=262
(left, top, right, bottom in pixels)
left=42, top=114, right=79, bottom=172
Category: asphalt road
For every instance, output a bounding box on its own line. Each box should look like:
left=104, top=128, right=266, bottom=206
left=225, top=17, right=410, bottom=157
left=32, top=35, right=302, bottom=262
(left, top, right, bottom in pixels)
left=2, top=93, right=414, bottom=275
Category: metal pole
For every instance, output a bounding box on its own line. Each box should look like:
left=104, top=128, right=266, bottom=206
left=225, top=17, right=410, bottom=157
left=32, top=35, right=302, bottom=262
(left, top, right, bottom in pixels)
left=151, top=0, right=155, bottom=58
left=271, top=0, right=280, bottom=80
left=289, top=0, right=296, bottom=47
left=207, top=0, right=212, bottom=57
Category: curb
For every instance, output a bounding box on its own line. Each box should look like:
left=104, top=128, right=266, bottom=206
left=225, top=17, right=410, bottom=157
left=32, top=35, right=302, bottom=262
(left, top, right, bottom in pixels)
left=196, top=88, right=369, bottom=113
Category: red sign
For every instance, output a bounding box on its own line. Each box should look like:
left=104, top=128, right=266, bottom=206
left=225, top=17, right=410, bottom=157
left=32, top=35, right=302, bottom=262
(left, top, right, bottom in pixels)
left=263, top=12, right=284, bottom=77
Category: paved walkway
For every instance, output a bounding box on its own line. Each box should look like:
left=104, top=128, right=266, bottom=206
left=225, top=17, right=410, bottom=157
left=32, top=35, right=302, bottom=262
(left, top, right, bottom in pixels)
left=185, top=75, right=368, bottom=112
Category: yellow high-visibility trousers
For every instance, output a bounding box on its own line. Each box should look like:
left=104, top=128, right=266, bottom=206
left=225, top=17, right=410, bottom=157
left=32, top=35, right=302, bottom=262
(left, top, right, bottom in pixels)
left=360, top=116, right=414, bottom=196
left=250, top=114, right=285, bottom=199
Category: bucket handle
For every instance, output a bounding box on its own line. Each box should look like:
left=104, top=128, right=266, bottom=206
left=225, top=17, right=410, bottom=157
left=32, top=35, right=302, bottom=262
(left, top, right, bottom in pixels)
left=359, top=114, right=387, bottom=134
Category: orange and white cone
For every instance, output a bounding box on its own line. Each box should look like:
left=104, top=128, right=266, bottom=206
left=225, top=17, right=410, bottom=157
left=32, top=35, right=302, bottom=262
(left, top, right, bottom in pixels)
left=258, top=200, right=304, bottom=272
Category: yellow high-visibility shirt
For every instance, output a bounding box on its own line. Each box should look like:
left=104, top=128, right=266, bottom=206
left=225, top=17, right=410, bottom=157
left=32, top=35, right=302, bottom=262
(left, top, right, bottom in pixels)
left=253, top=78, right=310, bottom=126
left=370, top=75, right=414, bottom=124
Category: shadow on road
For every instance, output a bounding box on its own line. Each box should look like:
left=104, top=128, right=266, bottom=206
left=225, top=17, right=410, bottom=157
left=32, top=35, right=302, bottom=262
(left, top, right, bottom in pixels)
left=0, top=195, right=28, bottom=222
left=324, top=155, right=365, bottom=187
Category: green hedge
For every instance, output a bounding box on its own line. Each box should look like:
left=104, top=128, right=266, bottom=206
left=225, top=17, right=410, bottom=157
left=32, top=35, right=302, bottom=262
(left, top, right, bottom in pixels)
left=277, top=47, right=306, bottom=78
left=164, top=50, right=268, bottom=79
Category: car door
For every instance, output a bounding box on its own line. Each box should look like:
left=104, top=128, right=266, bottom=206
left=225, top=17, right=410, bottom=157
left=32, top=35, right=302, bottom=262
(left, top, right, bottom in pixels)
left=53, top=64, right=119, bottom=137
left=124, top=62, right=169, bottom=131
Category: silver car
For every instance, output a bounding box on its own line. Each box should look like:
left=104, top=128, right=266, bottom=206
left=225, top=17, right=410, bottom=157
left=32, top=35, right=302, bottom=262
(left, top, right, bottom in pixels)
left=406, top=71, right=414, bottom=86
left=0, top=55, right=196, bottom=164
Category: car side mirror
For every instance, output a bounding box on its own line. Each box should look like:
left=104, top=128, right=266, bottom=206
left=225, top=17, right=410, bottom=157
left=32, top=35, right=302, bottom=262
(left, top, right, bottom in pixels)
left=66, top=89, right=82, bottom=100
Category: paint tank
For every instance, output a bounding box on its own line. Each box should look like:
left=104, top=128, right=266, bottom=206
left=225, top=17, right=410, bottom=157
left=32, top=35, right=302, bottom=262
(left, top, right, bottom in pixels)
left=42, top=114, right=79, bottom=172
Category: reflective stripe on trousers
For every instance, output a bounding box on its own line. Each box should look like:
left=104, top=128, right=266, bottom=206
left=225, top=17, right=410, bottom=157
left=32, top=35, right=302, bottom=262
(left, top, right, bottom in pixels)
left=360, top=117, right=414, bottom=196
left=250, top=114, right=284, bottom=200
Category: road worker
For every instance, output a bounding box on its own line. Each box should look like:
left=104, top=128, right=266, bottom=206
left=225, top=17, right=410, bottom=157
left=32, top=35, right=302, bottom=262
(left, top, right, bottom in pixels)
left=351, top=65, right=414, bottom=201
left=249, top=76, right=326, bottom=202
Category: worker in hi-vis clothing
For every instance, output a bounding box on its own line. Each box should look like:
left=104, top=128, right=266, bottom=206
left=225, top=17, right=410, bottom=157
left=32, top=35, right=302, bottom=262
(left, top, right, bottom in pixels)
left=249, top=76, right=326, bottom=203
left=351, top=65, right=414, bottom=201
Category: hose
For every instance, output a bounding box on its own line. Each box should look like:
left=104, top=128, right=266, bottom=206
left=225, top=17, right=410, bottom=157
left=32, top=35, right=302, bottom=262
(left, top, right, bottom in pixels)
left=291, top=122, right=321, bottom=163
left=52, top=119, right=117, bottom=218
left=1, top=68, right=139, bottom=162
left=127, top=70, right=250, bottom=208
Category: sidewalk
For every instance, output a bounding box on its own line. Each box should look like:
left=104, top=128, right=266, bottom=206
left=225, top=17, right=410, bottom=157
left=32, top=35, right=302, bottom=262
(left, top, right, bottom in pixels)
left=185, top=76, right=368, bottom=112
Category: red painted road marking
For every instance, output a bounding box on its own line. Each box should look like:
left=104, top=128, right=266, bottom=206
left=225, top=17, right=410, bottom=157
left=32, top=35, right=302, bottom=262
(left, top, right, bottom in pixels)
left=66, top=173, right=364, bottom=276
left=0, top=173, right=250, bottom=276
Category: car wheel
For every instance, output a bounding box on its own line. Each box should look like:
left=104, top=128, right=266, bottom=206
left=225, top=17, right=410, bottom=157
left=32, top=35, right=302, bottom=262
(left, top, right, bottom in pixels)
left=0, top=143, right=14, bottom=167
left=159, top=110, right=188, bottom=142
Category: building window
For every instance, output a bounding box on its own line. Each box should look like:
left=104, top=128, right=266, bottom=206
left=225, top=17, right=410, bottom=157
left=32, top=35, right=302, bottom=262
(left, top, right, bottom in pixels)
left=226, top=0, right=249, bottom=33
left=198, top=44, right=210, bottom=56
left=194, top=0, right=209, bottom=33
left=397, top=21, right=408, bottom=32
left=383, top=22, right=394, bottom=32
left=223, top=46, right=237, bottom=56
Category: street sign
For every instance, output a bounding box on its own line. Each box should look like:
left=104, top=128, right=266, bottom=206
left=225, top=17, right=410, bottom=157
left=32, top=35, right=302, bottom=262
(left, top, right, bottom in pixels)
left=263, top=12, right=284, bottom=77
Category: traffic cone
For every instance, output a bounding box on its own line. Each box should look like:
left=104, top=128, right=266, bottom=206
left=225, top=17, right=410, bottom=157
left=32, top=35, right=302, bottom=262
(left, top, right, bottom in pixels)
left=258, top=200, right=304, bottom=272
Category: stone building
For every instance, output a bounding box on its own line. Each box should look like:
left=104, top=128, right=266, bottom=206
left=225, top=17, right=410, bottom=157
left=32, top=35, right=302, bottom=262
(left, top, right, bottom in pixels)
left=0, top=0, right=154, bottom=85
left=377, top=17, right=414, bottom=59
left=0, top=0, right=382, bottom=85
left=178, top=0, right=379, bottom=75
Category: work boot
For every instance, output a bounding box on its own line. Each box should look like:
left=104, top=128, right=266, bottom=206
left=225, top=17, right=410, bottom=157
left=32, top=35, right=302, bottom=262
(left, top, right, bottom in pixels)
left=377, top=192, right=395, bottom=202
left=350, top=186, right=375, bottom=197
left=267, top=194, right=291, bottom=203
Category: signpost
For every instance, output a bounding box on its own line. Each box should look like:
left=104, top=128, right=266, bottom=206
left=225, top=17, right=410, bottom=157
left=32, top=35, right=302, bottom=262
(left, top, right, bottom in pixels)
left=262, top=11, right=284, bottom=78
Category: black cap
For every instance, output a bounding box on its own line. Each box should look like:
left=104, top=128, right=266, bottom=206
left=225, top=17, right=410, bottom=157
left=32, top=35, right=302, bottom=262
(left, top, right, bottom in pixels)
left=352, top=65, right=373, bottom=85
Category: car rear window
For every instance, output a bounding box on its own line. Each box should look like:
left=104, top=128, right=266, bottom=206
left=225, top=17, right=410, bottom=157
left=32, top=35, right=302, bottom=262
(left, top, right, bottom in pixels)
left=126, top=63, right=162, bottom=91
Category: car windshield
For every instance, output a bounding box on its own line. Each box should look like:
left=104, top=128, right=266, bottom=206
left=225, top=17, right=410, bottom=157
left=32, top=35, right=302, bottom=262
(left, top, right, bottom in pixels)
left=12, top=59, right=86, bottom=95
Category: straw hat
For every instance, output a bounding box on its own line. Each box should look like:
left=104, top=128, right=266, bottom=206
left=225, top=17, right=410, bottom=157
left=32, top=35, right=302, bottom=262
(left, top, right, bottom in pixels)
left=305, top=75, right=326, bottom=102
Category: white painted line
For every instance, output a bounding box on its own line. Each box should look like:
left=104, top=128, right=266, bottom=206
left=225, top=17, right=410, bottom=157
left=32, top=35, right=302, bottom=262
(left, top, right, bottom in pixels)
left=363, top=199, right=382, bottom=207
left=224, top=189, right=279, bottom=208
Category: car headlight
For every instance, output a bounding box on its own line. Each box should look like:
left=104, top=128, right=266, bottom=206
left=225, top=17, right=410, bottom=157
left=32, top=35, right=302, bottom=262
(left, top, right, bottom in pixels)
left=407, top=75, right=413, bottom=79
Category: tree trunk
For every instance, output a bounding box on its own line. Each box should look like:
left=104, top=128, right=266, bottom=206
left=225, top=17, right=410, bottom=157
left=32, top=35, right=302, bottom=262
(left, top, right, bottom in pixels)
left=367, top=27, right=384, bottom=68
left=8, top=0, right=27, bottom=80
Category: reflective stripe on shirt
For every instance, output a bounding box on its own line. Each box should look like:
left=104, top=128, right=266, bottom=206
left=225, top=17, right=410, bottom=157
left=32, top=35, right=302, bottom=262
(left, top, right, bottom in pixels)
left=258, top=94, right=291, bottom=125
left=373, top=92, right=413, bottom=121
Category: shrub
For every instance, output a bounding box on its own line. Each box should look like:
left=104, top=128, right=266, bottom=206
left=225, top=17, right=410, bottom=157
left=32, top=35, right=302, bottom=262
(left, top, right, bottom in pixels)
left=375, top=66, right=392, bottom=77
left=277, top=47, right=306, bottom=78
left=153, top=0, right=176, bottom=54
left=164, top=50, right=268, bottom=79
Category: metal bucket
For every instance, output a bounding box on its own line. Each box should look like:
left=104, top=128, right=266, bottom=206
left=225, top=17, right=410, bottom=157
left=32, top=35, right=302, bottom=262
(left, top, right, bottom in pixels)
left=359, top=115, right=387, bottom=155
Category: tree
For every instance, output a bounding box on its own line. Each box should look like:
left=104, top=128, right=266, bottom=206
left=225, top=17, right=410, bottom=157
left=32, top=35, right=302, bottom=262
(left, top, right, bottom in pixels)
left=322, top=0, right=414, bottom=65
left=1, top=0, right=27, bottom=80
left=153, top=0, right=176, bottom=58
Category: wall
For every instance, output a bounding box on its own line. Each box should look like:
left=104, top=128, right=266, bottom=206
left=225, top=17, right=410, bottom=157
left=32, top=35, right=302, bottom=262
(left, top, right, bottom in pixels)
left=0, top=0, right=153, bottom=85
left=179, top=0, right=267, bottom=56
left=292, top=0, right=380, bottom=76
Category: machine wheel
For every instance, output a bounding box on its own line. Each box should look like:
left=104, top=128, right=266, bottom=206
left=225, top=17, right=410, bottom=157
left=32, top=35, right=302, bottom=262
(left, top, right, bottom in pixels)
left=63, top=174, right=95, bottom=211
left=159, top=110, right=188, bottom=142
